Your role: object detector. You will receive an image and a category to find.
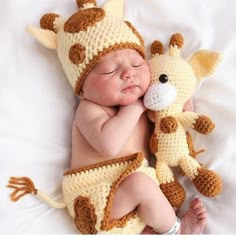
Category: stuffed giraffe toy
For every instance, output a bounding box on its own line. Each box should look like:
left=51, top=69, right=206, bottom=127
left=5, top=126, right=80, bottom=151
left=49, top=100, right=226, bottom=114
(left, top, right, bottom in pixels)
left=144, top=33, right=223, bottom=208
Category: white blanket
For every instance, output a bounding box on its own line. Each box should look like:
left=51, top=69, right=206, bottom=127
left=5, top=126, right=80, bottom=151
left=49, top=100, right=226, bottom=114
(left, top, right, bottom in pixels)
left=1, top=0, right=235, bottom=234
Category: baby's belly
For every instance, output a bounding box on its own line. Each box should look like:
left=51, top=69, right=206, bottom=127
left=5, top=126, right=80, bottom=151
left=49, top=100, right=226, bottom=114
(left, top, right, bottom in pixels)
left=71, top=118, right=150, bottom=169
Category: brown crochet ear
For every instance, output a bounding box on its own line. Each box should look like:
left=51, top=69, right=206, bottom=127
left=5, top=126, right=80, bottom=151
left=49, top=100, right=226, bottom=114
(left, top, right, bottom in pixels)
left=40, top=13, right=61, bottom=33
left=151, top=40, right=164, bottom=55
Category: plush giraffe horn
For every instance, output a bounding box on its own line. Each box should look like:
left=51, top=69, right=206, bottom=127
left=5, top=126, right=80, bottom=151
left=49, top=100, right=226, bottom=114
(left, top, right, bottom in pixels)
left=169, top=33, right=184, bottom=56
left=76, top=0, right=96, bottom=9
left=151, top=40, right=164, bottom=56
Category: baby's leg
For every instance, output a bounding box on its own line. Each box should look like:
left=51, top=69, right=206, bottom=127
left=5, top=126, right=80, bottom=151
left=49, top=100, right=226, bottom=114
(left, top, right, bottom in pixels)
left=110, top=172, right=207, bottom=234
left=142, top=198, right=207, bottom=234
left=110, top=172, right=176, bottom=233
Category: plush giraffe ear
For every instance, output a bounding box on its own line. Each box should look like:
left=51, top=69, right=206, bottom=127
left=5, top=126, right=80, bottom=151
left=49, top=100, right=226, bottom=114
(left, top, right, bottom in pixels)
left=103, top=0, right=124, bottom=17
left=188, top=50, right=222, bottom=79
left=27, top=25, right=57, bottom=49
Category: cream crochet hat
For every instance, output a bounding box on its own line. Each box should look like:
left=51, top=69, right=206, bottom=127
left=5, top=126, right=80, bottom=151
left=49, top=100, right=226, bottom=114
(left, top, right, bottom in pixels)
left=28, top=0, right=145, bottom=94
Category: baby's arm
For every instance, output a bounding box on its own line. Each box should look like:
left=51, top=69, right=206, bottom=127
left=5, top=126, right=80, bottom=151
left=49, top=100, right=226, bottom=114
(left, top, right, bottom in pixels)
left=75, top=99, right=145, bottom=157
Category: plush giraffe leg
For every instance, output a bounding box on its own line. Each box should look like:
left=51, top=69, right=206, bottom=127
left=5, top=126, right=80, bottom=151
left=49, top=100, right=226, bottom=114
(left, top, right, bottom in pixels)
left=179, top=156, right=223, bottom=197
left=156, top=161, right=185, bottom=208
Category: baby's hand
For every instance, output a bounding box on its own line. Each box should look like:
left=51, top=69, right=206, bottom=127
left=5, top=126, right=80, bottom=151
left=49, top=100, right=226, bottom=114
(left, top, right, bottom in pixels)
left=122, top=99, right=145, bottom=111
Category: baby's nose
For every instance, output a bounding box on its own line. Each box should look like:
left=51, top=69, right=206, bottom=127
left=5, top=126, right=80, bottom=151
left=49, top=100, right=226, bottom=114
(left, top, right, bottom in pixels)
left=121, top=66, right=136, bottom=80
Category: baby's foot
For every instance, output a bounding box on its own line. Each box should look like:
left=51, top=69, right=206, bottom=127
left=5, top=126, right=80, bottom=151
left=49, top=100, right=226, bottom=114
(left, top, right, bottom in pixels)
left=180, top=198, right=207, bottom=234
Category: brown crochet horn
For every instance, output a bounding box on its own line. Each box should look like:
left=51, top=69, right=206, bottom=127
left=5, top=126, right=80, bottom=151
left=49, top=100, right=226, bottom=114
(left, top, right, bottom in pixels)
left=76, top=0, right=96, bottom=9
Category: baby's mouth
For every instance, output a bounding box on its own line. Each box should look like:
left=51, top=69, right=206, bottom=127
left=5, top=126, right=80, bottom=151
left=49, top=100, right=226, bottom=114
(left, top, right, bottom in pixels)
left=122, top=84, right=139, bottom=93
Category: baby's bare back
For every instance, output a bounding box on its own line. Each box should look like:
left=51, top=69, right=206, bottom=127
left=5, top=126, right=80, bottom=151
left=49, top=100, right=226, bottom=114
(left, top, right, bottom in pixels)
left=70, top=106, right=150, bottom=169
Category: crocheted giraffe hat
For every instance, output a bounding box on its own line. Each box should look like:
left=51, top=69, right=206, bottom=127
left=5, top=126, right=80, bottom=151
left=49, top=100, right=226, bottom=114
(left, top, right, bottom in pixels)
left=28, top=0, right=145, bottom=94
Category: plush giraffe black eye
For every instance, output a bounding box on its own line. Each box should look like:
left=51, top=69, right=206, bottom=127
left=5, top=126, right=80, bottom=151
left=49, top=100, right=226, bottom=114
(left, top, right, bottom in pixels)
left=159, top=74, right=168, bottom=83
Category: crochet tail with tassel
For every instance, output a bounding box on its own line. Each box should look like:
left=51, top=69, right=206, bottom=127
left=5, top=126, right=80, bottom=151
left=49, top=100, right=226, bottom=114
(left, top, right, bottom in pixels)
left=7, top=177, right=66, bottom=209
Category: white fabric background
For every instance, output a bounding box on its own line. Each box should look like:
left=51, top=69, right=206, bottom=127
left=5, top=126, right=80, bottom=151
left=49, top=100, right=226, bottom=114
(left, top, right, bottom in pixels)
left=0, top=0, right=235, bottom=234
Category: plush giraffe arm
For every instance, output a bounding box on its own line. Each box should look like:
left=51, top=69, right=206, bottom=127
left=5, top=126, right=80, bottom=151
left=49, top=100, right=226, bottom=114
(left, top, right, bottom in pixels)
left=177, top=112, right=215, bottom=134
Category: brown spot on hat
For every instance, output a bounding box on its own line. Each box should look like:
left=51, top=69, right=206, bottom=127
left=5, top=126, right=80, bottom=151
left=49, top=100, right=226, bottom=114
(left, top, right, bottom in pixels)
left=69, top=43, right=86, bottom=65
left=64, top=8, right=105, bottom=33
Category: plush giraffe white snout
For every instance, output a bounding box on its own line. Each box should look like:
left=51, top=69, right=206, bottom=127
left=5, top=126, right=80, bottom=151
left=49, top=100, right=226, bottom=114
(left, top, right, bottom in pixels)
left=144, top=82, right=176, bottom=110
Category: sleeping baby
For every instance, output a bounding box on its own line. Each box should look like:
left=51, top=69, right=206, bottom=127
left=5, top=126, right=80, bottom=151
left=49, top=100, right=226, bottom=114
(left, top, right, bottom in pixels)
left=7, top=0, right=207, bottom=234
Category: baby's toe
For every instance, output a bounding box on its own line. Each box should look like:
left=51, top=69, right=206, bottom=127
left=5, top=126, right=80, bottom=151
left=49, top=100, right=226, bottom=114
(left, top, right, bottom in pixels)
left=191, top=198, right=204, bottom=209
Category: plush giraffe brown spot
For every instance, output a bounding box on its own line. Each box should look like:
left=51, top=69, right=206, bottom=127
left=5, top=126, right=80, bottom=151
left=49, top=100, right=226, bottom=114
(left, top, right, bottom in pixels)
left=40, top=13, right=60, bottom=33
left=74, top=196, right=97, bottom=234
left=64, top=8, right=105, bottom=33
left=149, top=133, right=158, bottom=154
left=194, top=115, right=215, bottom=134
left=160, top=116, right=178, bottom=134
left=169, top=33, right=184, bottom=48
left=76, top=0, right=97, bottom=8
left=69, top=43, right=86, bottom=65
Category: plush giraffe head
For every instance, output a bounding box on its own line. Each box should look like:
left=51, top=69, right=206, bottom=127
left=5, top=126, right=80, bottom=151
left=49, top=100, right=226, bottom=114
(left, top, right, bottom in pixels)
left=144, top=33, right=222, bottom=111
left=28, top=0, right=145, bottom=95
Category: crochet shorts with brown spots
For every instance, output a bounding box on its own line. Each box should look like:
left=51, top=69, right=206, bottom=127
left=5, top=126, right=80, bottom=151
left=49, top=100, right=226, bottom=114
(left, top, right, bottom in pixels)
left=62, top=153, right=159, bottom=234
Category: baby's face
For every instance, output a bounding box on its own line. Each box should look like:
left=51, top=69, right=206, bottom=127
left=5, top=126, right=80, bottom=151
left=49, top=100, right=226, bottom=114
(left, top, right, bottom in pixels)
left=81, top=49, right=150, bottom=106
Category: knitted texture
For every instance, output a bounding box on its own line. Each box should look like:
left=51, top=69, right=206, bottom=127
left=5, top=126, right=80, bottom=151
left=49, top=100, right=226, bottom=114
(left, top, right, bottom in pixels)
left=7, top=153, right=159, bottom=234
left=28, top=0, right=145, bottom=94
left=192, top=167, right=223, bottom=197
left=160, top=179, right=186, bottom=208
left=8, top=177, right=37, bottom=201
left=7, top=177, right=67, bottom=209
left=144, top=33, right=223, bottom=207
left=62, top=152, right=159, bottom=234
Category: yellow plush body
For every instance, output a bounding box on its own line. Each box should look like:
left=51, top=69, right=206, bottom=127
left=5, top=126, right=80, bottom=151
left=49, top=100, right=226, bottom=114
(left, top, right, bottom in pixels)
left=144, top=33, right=223, bottom=207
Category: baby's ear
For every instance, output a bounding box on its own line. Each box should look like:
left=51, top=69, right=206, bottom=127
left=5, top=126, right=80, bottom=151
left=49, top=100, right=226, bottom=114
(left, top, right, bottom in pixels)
left=27, top=25, right=57, bottom=49
left=188, top=50, right=222, bottom=80
left=103, top=0, right=124, bottom=18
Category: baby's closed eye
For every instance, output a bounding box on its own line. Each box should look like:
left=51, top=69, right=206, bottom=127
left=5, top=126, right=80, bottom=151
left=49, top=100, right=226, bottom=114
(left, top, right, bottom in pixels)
left=132, top=60, right=144, bottom=68
left=100, top=68, right=118, bottom=75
